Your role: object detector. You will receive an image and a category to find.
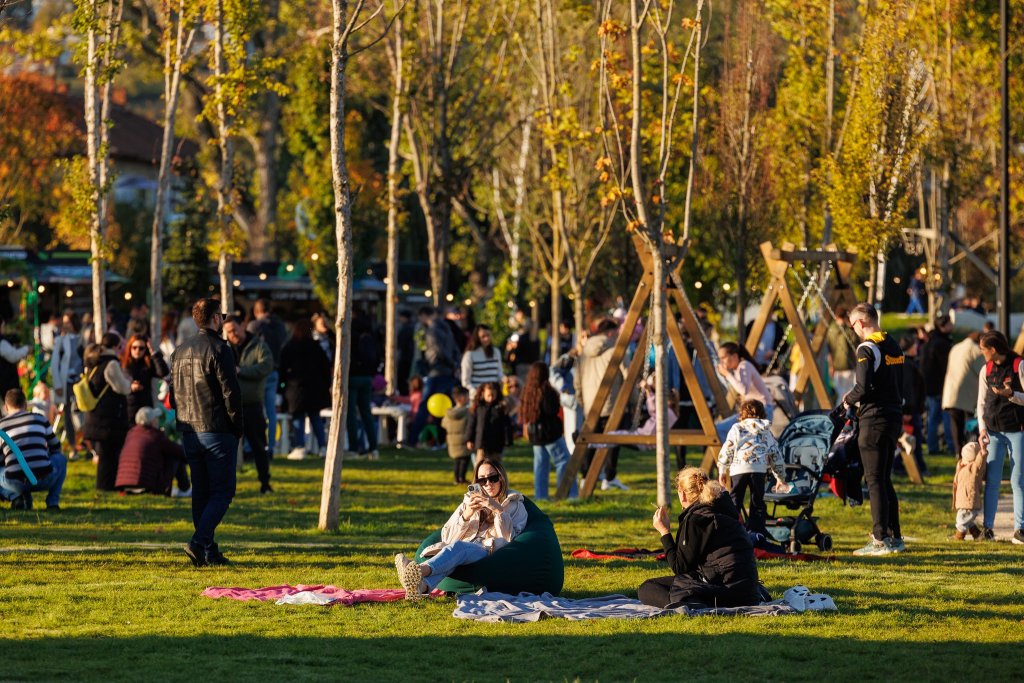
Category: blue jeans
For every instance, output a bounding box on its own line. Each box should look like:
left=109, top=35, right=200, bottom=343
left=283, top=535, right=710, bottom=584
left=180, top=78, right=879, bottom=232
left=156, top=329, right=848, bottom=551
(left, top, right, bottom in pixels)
left=905, top=296, right=924, bottom=315
left=264, top=370, right=279, bottom=455
left=422, top=540, right=490, bottom=590
left=408, top=374, right=456, bottom=445
left=0, top=453, right=67, bottom=507
left=347, top=375, right=377, bottom=452
left=716, top=404, right=774, bottom=442
left=533, top=438, right=577, bottom=500
left=291, top=411, right=328, bottom=453
left=182, top=432, right=238, bottom=548
left=925, top=395, right=953, bottom=453
left=983, top=430, right=1024, bottom=530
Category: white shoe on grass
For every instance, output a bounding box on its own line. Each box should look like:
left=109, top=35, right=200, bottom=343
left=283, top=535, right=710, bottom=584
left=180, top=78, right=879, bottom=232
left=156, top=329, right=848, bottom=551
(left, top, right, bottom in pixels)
left=606, top=478, right=630, bottom=491
left=286, top=447, right=307, bottom=461
left=171, top=485, right=192, bottom=498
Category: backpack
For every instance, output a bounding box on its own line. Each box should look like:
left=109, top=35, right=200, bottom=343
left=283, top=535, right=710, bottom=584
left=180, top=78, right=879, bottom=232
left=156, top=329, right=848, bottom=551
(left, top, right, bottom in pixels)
left=73, top=365, right=109, bottom=412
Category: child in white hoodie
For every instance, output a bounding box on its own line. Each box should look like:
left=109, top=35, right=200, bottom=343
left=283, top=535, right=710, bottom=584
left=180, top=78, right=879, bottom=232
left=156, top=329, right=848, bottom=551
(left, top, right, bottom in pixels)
left=718, top=399, right=786, bottom=534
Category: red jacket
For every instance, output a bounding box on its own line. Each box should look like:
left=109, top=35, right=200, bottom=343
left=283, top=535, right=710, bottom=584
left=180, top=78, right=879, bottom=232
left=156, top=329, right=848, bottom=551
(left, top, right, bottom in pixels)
left=115, top=425, right=184, bottom=493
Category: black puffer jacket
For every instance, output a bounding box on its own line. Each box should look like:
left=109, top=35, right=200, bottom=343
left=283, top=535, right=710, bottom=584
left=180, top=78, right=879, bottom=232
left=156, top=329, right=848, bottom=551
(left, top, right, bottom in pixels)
left=465, top=401, right=514, bottom=454
left=660, top=493, right=758, bottom=587
left=279, top=337, right=331, bottom=414
left=170, top=328, right=243, bottom=437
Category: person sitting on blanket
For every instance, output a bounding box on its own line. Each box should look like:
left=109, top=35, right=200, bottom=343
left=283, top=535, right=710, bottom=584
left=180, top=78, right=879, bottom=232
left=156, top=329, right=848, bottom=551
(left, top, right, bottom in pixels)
left=639, top=467, right=769, bottom=609
left=394, top=459, right=528, bottom=598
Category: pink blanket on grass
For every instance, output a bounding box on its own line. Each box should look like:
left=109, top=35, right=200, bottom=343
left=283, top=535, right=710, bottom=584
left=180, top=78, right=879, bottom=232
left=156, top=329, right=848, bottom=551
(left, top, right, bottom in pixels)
left=202, top=584, right=443, bottom=606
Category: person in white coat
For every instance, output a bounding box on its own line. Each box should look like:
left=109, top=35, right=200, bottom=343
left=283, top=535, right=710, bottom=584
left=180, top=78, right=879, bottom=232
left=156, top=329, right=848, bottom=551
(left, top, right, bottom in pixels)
left=394, top=459, right=527, bottom=598
left=50, top=312, right=84, bottom=448
left=941, top=331, right=985, bottom=458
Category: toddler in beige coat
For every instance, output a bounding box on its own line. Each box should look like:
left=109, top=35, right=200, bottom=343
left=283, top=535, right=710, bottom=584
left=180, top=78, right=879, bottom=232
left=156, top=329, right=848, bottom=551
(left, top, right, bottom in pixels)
left=952, top=442, right=986, bottom=540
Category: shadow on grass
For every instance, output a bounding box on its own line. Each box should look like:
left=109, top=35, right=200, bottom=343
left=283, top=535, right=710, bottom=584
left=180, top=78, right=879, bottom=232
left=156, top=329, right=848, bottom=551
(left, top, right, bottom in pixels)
left=3, top=633, right=1021, bottom=682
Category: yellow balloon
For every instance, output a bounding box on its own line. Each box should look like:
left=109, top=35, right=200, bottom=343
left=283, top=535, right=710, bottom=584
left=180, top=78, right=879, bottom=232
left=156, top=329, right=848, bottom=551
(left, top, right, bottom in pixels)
left=426, top=392, right=453, bottom=418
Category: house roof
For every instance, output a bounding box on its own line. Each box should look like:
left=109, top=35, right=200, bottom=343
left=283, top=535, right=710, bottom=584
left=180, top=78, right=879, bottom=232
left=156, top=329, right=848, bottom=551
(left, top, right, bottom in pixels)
left=0, top=74, right=199, bottom=167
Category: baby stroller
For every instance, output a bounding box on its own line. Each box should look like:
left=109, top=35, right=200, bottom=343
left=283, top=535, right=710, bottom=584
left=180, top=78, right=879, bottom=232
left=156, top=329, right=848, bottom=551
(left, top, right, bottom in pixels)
left=761, top=410, right=843, bottom=553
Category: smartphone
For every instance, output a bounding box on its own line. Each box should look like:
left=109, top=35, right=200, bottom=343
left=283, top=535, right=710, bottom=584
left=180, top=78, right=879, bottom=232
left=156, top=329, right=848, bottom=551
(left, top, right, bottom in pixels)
left=467, top=483, right=483, bottom=495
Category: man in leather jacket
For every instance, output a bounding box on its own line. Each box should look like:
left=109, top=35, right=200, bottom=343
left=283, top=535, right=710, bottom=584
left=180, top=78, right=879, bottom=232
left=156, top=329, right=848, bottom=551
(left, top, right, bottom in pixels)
left=170, top=298, right=243, bottom=567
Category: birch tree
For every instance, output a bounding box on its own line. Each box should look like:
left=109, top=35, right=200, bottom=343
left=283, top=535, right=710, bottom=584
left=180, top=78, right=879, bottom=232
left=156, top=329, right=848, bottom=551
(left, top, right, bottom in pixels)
left=148, top=0, right=197, bottom=343
left=822, top=0, right=932, bottom=304
left=320, top=0, right=391, bottom=531
left=402, top=0, right=515, bottom=305
left=383, top=2, right=407, bottom=396
left=597, top=0, right=704, bottom=506
left=72, top=0, right=126, bottom=338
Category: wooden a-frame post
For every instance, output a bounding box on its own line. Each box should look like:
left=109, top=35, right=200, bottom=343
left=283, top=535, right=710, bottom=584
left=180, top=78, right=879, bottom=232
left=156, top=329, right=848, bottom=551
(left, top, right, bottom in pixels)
left=555, top=236, right=728, bottom=500
left=744, top=241, right=856, bottom=409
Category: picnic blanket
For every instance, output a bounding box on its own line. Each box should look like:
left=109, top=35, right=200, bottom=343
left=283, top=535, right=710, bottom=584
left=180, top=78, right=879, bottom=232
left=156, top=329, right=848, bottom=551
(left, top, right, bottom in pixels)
left=453, top=586, right=837, bottom=622
left=570, top=547, right=832, bottom=563
left=201, top=585, right=444, bottom=606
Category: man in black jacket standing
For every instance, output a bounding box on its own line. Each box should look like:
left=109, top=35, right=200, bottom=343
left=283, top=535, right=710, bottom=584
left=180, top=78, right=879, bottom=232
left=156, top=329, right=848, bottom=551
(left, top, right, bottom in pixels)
left=171, top=299, right=244, bottom=567
left=844, top=303, right=906, bottom=556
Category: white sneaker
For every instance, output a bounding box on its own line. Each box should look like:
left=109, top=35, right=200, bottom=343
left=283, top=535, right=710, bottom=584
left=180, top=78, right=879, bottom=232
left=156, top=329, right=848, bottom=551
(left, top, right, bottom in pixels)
left=368, top=450, right=380, bottom=461
left=343, top=451, right=363, bottom=460
left=600, top=478, right=610, bottom=491
left=171, top=485, right=192, bottom=498
left=287, top=447, right=307, bottom=461
left=606, top=477, right=630, bottom=491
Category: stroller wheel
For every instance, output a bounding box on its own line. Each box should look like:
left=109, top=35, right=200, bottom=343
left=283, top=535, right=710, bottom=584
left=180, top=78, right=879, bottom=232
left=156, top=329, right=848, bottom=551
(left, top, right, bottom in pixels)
left=816, top=534, right=833, bottom=552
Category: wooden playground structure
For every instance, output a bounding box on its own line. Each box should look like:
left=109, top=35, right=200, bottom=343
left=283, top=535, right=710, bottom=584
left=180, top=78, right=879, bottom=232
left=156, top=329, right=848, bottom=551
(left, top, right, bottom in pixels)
left=559, top=238, right=927, bottom=499
left=555, top=235, right=729, bottom=500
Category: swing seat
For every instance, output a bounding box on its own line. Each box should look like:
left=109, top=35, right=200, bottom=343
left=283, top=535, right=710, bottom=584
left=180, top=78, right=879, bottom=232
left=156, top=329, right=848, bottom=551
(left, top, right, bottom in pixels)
left=412, top=498, right=564, bottom=595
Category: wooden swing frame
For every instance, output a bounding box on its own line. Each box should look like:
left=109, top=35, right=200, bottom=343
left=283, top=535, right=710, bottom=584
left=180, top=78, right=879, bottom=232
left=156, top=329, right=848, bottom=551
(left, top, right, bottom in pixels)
left=744, top=241, right=858, bottom=409
left=743, top=240, right=925, bottom=485
left=555, top=235, right=729, bottom=500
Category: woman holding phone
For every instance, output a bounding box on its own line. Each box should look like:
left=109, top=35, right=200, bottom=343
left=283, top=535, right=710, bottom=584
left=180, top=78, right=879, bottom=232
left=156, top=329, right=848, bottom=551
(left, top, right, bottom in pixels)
left=395, top=459, right=528, bottom=598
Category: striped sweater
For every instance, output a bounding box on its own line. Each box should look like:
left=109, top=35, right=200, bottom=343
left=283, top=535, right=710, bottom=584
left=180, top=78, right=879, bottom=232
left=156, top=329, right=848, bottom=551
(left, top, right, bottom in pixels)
left=0, top=410, right=59, bottom=480
left=461, top=347, right=504, bottom=395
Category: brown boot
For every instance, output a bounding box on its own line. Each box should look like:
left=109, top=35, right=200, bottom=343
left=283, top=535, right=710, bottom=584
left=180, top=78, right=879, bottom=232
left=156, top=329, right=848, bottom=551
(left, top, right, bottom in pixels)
left=968, top=525, right=982, bottom=540
left=952, top=530, right=966, bottom=541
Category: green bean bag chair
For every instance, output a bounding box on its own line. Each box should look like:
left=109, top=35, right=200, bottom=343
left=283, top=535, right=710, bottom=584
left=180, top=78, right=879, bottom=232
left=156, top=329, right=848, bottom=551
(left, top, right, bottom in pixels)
left=413, top=497, right=564, bottom=595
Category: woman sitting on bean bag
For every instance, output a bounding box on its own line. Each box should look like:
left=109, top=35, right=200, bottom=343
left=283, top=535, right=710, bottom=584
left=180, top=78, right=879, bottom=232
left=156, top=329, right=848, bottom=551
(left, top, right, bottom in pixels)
left=639, top=467, right=770, bottom=609
left=395, top=459, right=527, bottom=598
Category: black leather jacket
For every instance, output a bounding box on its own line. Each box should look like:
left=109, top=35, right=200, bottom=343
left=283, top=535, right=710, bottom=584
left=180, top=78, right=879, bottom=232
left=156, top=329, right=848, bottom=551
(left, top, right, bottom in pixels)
left=170, top=328, right=243, bottom=437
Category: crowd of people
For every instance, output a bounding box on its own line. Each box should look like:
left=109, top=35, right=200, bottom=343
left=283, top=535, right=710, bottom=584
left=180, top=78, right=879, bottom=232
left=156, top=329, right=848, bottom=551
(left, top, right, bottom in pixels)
left=2, top=287, right=1022, bottom=573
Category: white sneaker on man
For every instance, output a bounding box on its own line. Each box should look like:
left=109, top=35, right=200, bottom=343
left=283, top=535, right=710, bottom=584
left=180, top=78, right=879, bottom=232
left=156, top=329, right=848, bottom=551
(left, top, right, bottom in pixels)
left=606, top=478, right=630, bottom=491
left=368, top=450, right=380, bottom=461
left=287, top=447, right=307, bottom=461
left=600, top=478, right=610, bottom=491
left=171, top=485, right=192, bottom=498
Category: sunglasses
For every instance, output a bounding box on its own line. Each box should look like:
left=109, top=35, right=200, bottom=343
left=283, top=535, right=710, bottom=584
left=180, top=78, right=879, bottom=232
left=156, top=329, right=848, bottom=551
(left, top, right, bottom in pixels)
left=475, top=473, right=501, bottom=485
left=131, top=345, right=146, bottom=351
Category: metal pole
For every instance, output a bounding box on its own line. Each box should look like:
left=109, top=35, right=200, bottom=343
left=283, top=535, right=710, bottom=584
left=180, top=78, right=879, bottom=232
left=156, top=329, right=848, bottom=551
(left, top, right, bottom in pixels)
left=998, top=0, right=1011, bottom=335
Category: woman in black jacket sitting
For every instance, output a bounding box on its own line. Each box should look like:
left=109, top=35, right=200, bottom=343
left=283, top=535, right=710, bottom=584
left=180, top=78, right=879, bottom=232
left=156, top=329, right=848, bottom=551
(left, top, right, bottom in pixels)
left=639, top=467, right=768, bottom=609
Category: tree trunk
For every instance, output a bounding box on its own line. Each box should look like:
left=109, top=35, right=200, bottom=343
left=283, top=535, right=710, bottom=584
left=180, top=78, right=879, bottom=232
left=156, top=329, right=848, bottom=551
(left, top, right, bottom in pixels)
left=650, top=244, right=671, bottom=506
left=549, top=277, right=561, bottom=364
left=84, top=0, right=107, bottom=337
left=213, top=0, right=234, bottom=315
left=319, top=0, right=356, bottom=531
left=628, top=0, right=670, bottom=506
left=425, top=201, right=450, bottom=305
left=384, top=10, right=404, bottom=396
left=151, top=0, right=193, bottom=344
left=573, top=287, right=585, bottom=343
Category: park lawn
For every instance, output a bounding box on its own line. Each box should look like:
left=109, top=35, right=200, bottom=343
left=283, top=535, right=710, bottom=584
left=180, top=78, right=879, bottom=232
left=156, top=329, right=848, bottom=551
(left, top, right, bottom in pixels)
left=2, top=445, right=1022, bottom=683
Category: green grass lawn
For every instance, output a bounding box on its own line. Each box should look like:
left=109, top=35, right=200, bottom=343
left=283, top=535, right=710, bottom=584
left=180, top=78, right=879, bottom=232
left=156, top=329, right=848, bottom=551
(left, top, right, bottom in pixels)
left=2, top=445, right=1022, bottom=682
